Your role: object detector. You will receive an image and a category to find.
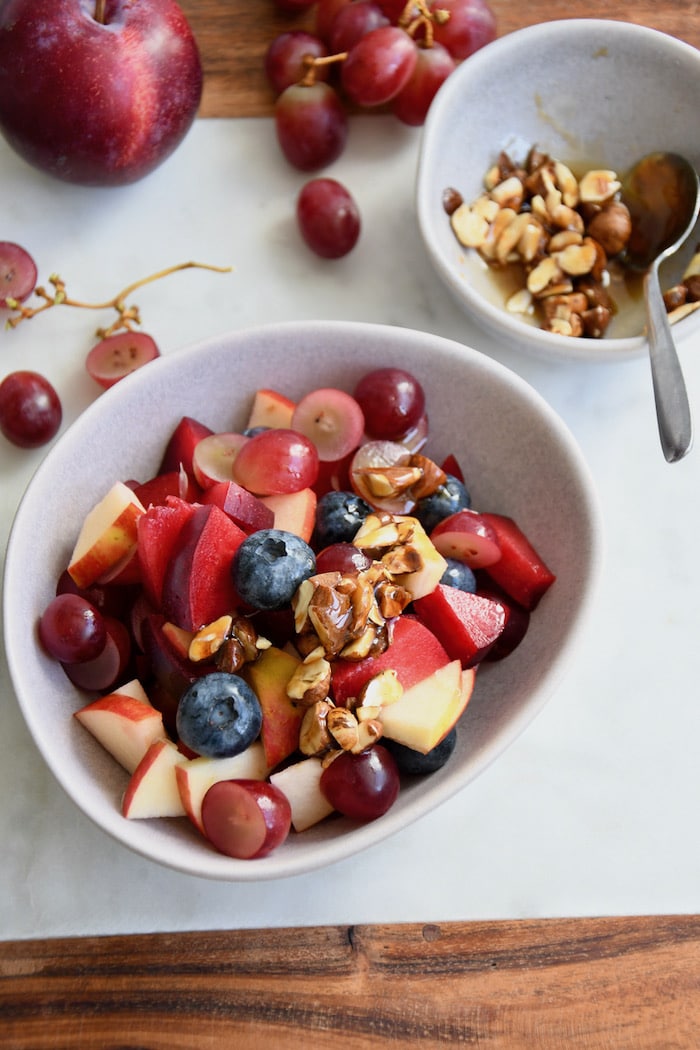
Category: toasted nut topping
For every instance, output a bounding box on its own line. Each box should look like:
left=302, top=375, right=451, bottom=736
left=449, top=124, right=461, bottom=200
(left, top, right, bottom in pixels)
left=358, top=668, right=404, bottom=710
left=578, top=169, right=621, bottom=203
left=553, top=240, right=598, bottom=276
left=489, top=174, right=524, bottom=210
left=299, top=700, right=334, bottom=757
left=506, top=287, right=534, bottom=314
left=527, top=256, right=563, bottom=295
left=286, top=653, right=332, bottom=706
left=668, top=300, right=700, bottom=325
left=189, top=615, right=233, bottom=662
left=354, top=719, right=384, bottom=753
left=450, top=203, right=489, bottom=248
left=327, top=707, right=360, bottom=751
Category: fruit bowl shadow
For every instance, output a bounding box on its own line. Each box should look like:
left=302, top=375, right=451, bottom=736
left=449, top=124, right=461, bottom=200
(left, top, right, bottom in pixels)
left=4, top=320, right=603, bottom=881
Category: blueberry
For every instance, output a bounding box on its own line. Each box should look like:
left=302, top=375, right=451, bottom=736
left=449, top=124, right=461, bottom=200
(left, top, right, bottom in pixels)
left=176, top=671, right=262, bottom=758
left=440, top=557, right=477, bottom=593
left=314, top=490, right=373, bottom=548
left=232, top=528, right=315, bottom=610
left=243, top=425, right=270, bottom=437
left=383, top=727, right=457, bottom=775
left=413, top=475, right=471, bottom=534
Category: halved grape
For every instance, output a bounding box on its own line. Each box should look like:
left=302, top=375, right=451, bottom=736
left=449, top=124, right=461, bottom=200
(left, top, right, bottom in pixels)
left=296, top=178, right=361, bottom=260
left=202, top=780, right=292, bottom=859
left=430, top=509, right=502, bottom=568
left=0, top=370, right=62, bottom=449
left=292, top=387, right=365, bottom=460
left=191, top=432, right=249, bottom=489
left=315, top=543, right=373, bottom=575
left=62, top=615, right=132, bottom=692
left=86, top=331, right=160, bottom=389
left=0, top=241, right=37, bottom=308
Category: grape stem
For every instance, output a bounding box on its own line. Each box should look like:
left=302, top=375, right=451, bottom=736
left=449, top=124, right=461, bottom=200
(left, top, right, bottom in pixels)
left=5, top=261, right=232, bottom=338
left=300, top=51, right=348, bottom=87
left=400, top=0, right=449, bottom=47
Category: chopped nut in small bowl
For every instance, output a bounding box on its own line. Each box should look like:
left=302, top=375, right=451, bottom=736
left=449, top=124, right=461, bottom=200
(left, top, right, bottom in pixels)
left=416, top=20, right=700, bottom=361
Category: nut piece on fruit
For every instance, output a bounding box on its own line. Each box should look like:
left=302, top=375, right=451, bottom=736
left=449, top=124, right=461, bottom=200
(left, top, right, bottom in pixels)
left=188, top=615, right=234, bottom=662
left=286, top=652, right=332, bottom=706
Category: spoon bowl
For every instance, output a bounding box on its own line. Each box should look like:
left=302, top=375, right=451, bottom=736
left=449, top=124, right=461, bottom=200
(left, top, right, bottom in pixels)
left=622, top=152, right=700, bottom=462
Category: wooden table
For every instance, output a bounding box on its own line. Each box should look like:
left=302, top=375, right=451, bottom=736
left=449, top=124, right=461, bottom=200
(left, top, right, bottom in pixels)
left=2, top=3, right=700, bottom=1046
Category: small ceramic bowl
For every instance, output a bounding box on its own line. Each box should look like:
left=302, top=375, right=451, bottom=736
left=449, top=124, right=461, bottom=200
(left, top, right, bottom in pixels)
left=416, top=19, right=700, bottom=362
left=4, top=321, right=602, bottom=880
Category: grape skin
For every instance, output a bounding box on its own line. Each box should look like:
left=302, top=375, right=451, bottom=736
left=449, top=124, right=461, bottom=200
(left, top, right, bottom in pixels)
left=265, top=31, right=329, bottom=96
left=0, top=370, right=62, bottom=449
left=0, top=240, right=37, bottom=307
left=275, top=81, right=348, bottom=172
left=341, top=26, right=418, bottom=107
left=296, top=178, right=361, bottom=259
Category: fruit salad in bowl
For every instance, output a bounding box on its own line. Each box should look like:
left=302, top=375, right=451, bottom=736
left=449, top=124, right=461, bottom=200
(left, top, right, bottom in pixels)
left=3, top=320, right=602, bottom=880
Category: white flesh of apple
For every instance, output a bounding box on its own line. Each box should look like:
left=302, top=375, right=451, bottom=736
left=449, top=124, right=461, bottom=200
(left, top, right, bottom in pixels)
left=68, top=481, right=145, bottom=588
left=122, top=739, right=188, bottom=819
left=74, top=692, right=165, bottom=773
left=175, top=740, right=270, bottom=834
left=245, top=389, right=295, bottom=430
left=378, top=659, right=464, bottom=754
left=269, top=756, right=335, bottom=833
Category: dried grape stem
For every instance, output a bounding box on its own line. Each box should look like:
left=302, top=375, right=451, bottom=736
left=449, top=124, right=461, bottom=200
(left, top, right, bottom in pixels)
left=5, top=261, right=232, bottom=337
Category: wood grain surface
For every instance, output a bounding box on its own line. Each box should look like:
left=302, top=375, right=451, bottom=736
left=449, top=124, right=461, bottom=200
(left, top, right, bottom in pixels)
left=2, top=917, right=700, bottom=1048
left=180, top=0, right=700, bottom=118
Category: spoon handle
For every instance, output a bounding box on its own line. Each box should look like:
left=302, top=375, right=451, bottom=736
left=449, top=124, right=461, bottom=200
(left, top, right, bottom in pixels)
left=644, top=263, right=693, bottom=463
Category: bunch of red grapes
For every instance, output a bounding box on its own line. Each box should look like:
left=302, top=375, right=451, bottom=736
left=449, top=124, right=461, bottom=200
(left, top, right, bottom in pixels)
left=267, top=0, right=497, bottom=258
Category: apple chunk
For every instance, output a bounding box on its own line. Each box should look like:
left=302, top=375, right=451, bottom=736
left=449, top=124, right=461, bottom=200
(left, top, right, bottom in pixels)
left=68, top=481, right=145, bottom=589
left=175, top=741, right=269, bottom=834
left=122, top=738, right=188, bottom=819
left=74, top=681, right=165, bottom=773
left=270, top=756, right=335, bottom=832
left=242, top=646, right=305, bottom=770
left=378, top=659, right=473, bottom=754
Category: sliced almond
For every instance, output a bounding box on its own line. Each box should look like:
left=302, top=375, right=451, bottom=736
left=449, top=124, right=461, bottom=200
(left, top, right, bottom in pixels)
left=578, top=169, right=621, bottom=204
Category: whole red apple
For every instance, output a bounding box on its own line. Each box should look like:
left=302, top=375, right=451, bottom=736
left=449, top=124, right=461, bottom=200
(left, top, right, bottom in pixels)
left=0, top=0, right=202, bottom=186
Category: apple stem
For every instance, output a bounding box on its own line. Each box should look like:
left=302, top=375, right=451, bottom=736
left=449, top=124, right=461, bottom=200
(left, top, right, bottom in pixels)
left=94, top=0, right=107, bottom=24
left=5, top=261, right=233, bottom=337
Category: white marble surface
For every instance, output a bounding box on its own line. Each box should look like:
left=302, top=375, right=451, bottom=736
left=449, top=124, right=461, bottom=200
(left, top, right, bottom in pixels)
left=2, top=116, right=700, bottom=940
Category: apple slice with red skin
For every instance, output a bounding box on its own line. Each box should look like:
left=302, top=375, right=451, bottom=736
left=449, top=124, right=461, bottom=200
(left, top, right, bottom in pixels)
left=202, top=480, right=275, bottom=534
left=241, top=645, right=305, bottom=769
left=331, top=615, right=451, bottom=707
left=260, top=488, right=317, bottom=542
left=74, top=680, right=164, bottom=773
left=160, top=503, right=246, bottom=631
left=440, top=452, right=465, bottom=482
left=378, top=660, right=474, bottom=754
left=122, top=738, right=188, bottom=819
left=413, top=584, right=508, bottom=668
left=158, top=416, right=213, bottom=477
left=68, top=480, right=146, bottom=589
left=139, top=613, right=206, bottom=734
left=175, top=741, right=269, bottom=835
left=429, top=509, right=501, bottom=568
left=245, top=388, right=296, bottom=431
left=136, top=496, right=196, bottom=609
left=478, top=513, right=556, bottom=611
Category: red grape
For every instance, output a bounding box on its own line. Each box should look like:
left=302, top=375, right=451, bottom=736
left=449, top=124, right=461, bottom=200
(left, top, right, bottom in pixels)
left=353, top=367, right=426, bottom=440
left=62, top=615, right=132, bottom=692
left=315, top=542, right=373, bottom=574
left=0, top=370, right=62, bottom=448
left=375, top=0, right=415, bottom=19
left=265, top=31, right=329, bottom=96
left=328, top=1, right=389, bottom=53
left=391, top=42, right=456, bottom=125
left=275, top=81, right=349, bottom=171
left=85, top=331, right=160, bottom=389
left=292, top=386, right=365, bottom=459
left=38, top=593, right=107, bottom=664
left=233, top=428, right=320, bottom=495
left=201, top=779, right=292, bottom=859
left=316, top=0, right=353, bottom=42
left=430, top=0, right=496, bottom=61
left=0, top=241, right=37, bottom=308
left=320, top=745, right=400, bottom=821
left=296, top=178, right=361, bottom=259
left=341, top=25, right=418, bottom=107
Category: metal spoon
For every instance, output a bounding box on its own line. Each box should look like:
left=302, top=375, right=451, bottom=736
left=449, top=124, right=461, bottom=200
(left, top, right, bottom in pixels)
left=622, top=152, right=700, bottom=463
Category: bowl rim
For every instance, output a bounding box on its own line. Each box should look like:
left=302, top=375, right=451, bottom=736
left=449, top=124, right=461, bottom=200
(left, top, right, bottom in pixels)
left=416, top=18, right=700, bottom=363
left=3, top=319, right=604, bottom=880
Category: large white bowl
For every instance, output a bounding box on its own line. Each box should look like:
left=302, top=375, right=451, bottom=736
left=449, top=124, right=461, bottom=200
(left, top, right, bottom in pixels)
left=4, top=321, right=602, bottom=880
left=417, top=19, right=700, bottom=362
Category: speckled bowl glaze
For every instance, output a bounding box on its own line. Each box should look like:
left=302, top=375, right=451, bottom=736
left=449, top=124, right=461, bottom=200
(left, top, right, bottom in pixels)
left=417, top=19, right=700, bottom=362
left=4, top=321, right=602, bottom=880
